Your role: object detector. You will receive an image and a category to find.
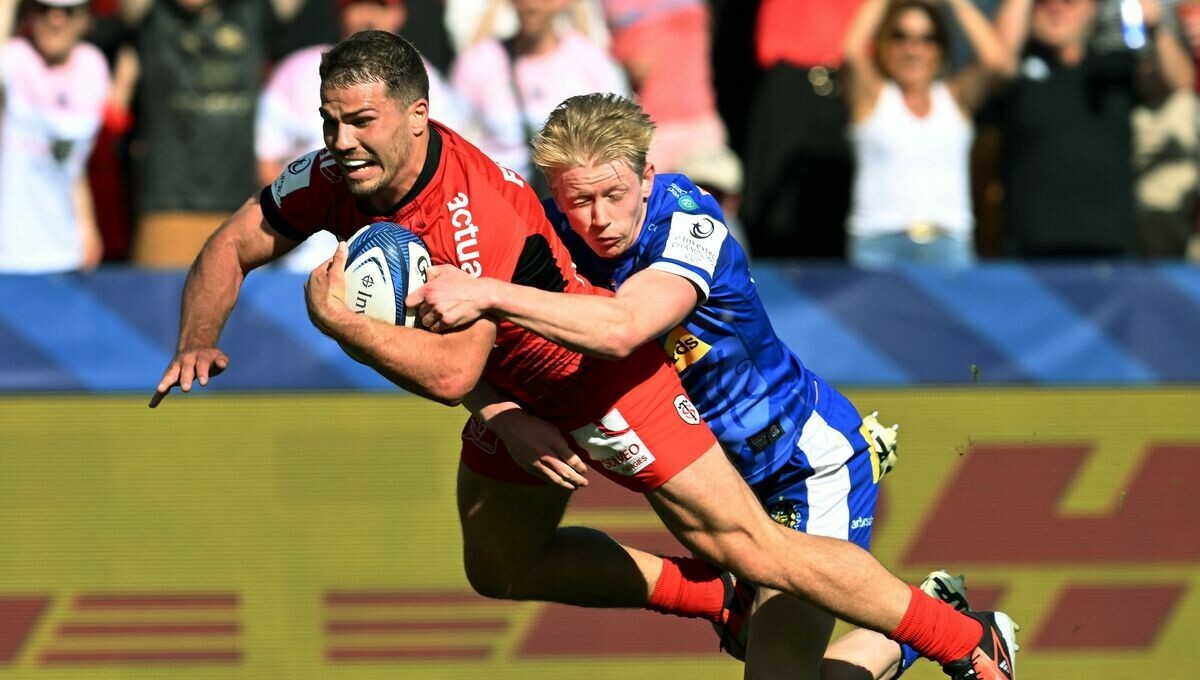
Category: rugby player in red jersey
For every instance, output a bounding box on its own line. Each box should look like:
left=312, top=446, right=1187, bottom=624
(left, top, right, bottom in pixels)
left=150, top=31, right=1017, bottom=680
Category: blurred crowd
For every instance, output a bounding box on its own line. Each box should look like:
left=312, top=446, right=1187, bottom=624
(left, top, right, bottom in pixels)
left=3, top=0, right=1200, bottom=274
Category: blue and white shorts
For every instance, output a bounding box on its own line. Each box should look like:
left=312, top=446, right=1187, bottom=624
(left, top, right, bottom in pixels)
left=753, top=385, right=881, bottom=551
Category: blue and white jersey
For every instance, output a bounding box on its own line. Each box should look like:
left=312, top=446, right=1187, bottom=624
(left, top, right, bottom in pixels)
left=547, top=174, right=853, bottom=486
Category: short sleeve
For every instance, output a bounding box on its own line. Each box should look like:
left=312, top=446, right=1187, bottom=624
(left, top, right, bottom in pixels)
left=260, top=149, right=334, bottom=241
left=645, top=210, right=730, bottom=302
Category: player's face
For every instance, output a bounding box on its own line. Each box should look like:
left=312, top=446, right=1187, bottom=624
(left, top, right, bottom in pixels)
left=552, top=160, right=654, bottom=259
left=320, top=80, right=426, bottom=208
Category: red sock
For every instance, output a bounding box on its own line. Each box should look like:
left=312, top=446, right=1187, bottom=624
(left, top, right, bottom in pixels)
left=891, top=585, right=983, bottom=664
left=646, top=556, right=727, bottom=624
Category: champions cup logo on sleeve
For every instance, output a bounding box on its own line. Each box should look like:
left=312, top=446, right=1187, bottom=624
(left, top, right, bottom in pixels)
left=446, top=193, right=483, bottom=277
left=287, top=155, right=312, bottom=175
left=664, top=212, right=728, bottom=274
left=570, top=409, right=656, bottom=477
left=271, top=150, right=319, bottom=203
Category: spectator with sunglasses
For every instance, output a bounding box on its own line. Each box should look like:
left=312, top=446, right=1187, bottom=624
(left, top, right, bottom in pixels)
left=1, top=0, right=110, bottom=272
left=843, top=0, right=1010, bottom=268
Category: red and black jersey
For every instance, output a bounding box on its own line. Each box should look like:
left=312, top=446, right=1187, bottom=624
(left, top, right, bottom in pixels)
left=260, top=122, right=655, bottom=421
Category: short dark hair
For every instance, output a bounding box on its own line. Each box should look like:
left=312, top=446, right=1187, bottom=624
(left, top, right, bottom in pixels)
left=320, top=30, right=429, bottom=105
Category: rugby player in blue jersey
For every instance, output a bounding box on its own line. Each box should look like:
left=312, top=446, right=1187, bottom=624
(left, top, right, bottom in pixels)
left=411, top=93, right=1015, bottom=679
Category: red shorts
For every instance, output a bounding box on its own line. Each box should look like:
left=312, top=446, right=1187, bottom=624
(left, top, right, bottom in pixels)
left=461, top=350, right=716, bottom=494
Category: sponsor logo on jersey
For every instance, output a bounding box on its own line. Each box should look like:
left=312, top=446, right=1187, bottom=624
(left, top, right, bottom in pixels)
left=850, top=516, right=874, bottom=530
left=674, top=395, right=701, bottom=425
left=664, top=212, right=728, bottom=275
left=463, top=415, right=500, bottom=454
left=690, top=217, right=716, bottom=238
left=768, top=501, right=800, bottom=529
left=446, top=192, right=483, bottom=277
left=495, top=162, right=525, bottom=188
left=663, top=326, right=711, bottom=373
left=271, top=150, right=318, bottom=204
left=570, top=409, right=656, bottom=477
left=666, top=182, right=686, bottom=199
left=678, top=195, right=698, bottom=211
left=287, top=155, right=312, bottom=175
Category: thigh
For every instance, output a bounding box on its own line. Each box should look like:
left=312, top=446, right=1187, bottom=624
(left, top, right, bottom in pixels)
left=457, top=453, right=572, bottom=576
left=645, top=444, right=791, bottom=586
left=564, top=353, right=715, bottom=493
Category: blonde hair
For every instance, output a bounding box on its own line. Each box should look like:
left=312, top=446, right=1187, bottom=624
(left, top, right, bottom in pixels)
left=531, top=93, right=656, bottom=182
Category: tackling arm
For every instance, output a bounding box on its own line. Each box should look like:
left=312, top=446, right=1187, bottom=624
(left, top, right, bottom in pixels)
left=412, top=265, right=699, bottom=360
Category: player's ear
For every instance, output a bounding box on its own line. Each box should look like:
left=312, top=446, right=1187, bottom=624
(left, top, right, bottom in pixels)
left=408, top=98, right=429, bottom=130
left=640, top=163, right=655, bottom=199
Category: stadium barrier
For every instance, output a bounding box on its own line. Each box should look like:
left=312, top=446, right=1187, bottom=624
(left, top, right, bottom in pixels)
left=1, top=262, right=1198, bottom=391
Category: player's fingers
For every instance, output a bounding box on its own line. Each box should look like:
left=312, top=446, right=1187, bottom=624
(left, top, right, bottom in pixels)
left=178, top=354, right=197, bottom=393
left=545, top=456, right=587, bottom=488
left=561, top=451, right=588, bottom=479
left=150, top=361, right=182, bottom=407
left=309, top=257, right=332, bottom=280
left=533, top=461, right=576, bottom=491
left=403, top=288, right=426, bottom=308
left=333, top=241, right=348, bottom=265
left=155, top=361, right=181, bottom=395
left=212, top=354, right=229, bottom=375
left=196, top=355, right=215, bottom=387
left=148, top=387, right=169, bottom=408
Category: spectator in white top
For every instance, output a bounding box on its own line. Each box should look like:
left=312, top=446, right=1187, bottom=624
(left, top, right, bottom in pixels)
left=0, top=0, right=110, bottom=273
left=451, top=0, right=628, bottom=194
left=842, top=0, right=1011, bottom=268
left=255, top=0, right=468, bottom=271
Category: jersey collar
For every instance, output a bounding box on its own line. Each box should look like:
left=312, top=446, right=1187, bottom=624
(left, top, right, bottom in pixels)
left=364, top=124, right=443, bottom=216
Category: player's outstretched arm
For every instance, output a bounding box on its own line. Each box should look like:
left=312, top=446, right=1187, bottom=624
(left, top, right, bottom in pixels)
left=409, top=265, right=698, bottom=361
left=149, top=196, right=298, bottom=408
left=306, top=243, right=496, bottom=406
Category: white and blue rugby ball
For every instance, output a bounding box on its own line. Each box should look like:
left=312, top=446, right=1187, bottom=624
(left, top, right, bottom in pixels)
left=344, top=222, right=431, bottom=328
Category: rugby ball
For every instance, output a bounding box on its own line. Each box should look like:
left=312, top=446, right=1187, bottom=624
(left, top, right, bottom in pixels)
left=343, top=222, right=430, bottom=327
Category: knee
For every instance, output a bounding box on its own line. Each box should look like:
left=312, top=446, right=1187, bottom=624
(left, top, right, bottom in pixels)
left=697, top=526, right=792, bottom=591
left=462, top=550, right=522, bottom=601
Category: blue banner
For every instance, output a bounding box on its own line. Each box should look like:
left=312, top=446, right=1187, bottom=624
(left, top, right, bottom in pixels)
left=1, top=263, right=1197, bottom=391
